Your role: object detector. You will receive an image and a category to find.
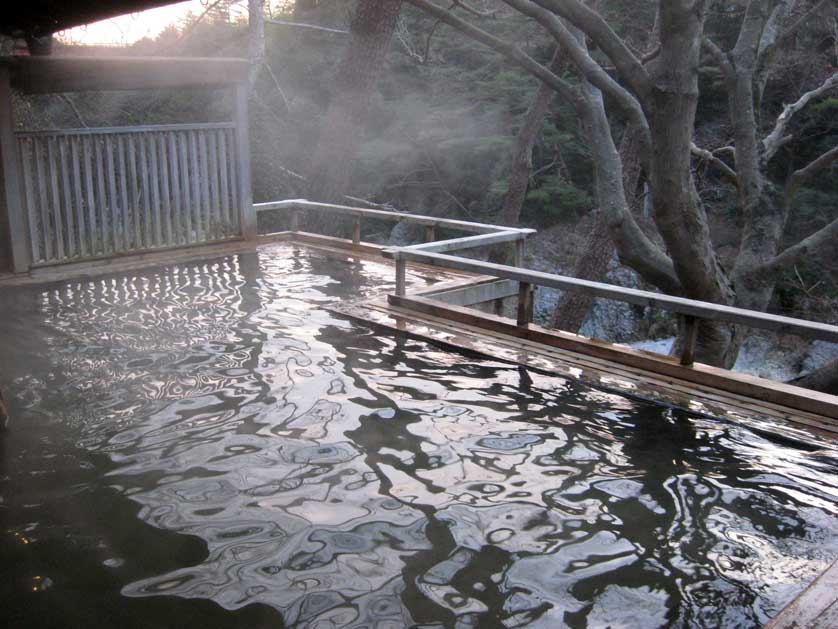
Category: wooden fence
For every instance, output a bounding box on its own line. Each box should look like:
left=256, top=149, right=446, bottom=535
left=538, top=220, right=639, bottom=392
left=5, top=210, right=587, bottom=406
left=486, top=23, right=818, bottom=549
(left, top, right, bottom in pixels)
left=17, top=122, right=242, bottom=266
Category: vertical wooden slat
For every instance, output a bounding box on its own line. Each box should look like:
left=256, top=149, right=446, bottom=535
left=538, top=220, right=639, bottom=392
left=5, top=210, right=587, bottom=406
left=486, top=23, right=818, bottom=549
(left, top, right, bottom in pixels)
left=167, top=132, right=182, bottom=244
left=198, top=130, right=211, bottom=242
left=128, top=134, right=141, bottom=249
left=148, top=133, right=162, bottom=247
left=217, top=130, right=231, bottom=235
left=117, top=135, right=130, bottom=251
left=0, top=68, right=31, bottom=272
left=208, top=131, right=220, bottom=240
left=179, top=131, right=193, bottom=243
left=58, top=137, right=76, bottom=258
left=94, top=135, right=109, bottom=255
left=226, top=127, right=239, bottom=231
left=189, top=131, right=202, bottom=241
left=82, top=136, right=98, bottom=256
left=104, top=134, right=120, bottom=252
left=138, top=133, right=152, bottom=247
left=70, top=136, right=87, bottom=257
left=46, top=137, right=65, bottom=260
left=157, top=132, right=173, bottom=246
left=34, top=138, right=53, bottom=260
left=233, top=83, right=255, bottom=239
left=20, top=138, right=40, bottom=262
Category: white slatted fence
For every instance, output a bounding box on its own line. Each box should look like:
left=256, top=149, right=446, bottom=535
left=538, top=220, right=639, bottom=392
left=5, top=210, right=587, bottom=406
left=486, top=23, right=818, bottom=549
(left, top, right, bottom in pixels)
left=17, top=122, right=241, bottom=265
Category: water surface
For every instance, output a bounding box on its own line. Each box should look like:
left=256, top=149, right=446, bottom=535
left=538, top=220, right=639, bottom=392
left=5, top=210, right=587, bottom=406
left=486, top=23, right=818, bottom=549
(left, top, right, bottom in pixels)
left=1, top=243, right=837, bottom=628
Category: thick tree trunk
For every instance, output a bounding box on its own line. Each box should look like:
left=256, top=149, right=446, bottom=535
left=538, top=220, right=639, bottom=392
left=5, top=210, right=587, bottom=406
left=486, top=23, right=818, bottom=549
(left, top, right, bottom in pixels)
left=488, top=52, right=558, bottom=264
left=247, top=0, right=265, bottom=90
left=645, top=1, right=737, bottom=367
left=305, top=0, right=403, bottom=207
left=551, top=124, right=645, bottom=333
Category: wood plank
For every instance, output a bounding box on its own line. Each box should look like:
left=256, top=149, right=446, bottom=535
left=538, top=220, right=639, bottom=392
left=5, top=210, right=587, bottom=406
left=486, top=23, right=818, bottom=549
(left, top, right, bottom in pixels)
left=764, top=560, right=838, bottom=629
left=6, top=56, right=249, bottom=94
left=116, top=135, right=130, bottom=251
left=254, top=199, right=536, bottom=235
left=218, top=129, right=231, bottom=235
left=93, top=136, right=109, bottom=255
left=33, top=138, right=52, bottom=261
left=104, top=134, right=120, bottom=251
left=82, top=137, right=98, bottom=256
left=0, top=67, right=31, bottom=272
left=207, top=130, right=220, bottom=240
left=388, top=294, right=838, bottom=420
left=46, top=137, right=65, bottom=260
left=127, top=134, right=141, bottom=249
left=179, top=131, right=193, bottom=244
left=388, top=250, right=838, bottom=343
left=405, top=229, right=526, bottom=253
left=198, top=130, right=211, bottom=242
left=147, top=133, right=162, bottom=247
left=167, top=132, right=182, bottom=245
left=233, top=83, right=255, bottom=239
left=189, top=130, right=202, bottom=242
left=19, top=138, right=41, bottom=262
left=18, top=122, right=236, bottom=137
left=226, top=127, right=240, bottom=231
left=58, top=137, right=76, bottom=258
left=137, top=133, right=152, bottom=248
left=157, top=132, right=173, bottom=246
left=70, top=136, right=87, bottom=257
left=428, top=279, right=519, bottom=306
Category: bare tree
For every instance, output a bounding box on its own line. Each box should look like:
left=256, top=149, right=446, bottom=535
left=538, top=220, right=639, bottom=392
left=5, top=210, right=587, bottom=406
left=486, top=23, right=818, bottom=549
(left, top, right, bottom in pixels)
left=407, top=0, right=837, bottom=378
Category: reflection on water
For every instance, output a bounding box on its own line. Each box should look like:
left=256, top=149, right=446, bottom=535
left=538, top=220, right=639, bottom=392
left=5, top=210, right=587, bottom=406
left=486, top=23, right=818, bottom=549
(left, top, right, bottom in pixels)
left=1, top=243, right=837, bottom=628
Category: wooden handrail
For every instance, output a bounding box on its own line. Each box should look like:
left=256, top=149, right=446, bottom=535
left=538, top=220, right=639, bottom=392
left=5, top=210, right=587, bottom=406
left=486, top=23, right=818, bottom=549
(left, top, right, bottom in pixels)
left=383, top=248, right=838, bottom=344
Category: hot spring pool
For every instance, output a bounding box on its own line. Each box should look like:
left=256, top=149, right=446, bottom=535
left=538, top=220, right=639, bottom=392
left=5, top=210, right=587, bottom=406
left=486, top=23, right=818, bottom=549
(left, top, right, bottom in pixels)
left=1, top=242, right=837, bottom=628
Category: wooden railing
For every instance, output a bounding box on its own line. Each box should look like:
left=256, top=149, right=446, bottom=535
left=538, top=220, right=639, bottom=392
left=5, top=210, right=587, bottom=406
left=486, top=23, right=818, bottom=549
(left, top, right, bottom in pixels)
left=17, top=122, right=242, bottom=265
left=257, top=199, right=838, bottom=368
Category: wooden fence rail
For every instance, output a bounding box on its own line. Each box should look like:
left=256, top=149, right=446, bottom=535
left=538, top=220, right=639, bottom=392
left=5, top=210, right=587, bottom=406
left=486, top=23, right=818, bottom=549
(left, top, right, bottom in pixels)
left=257, top=199, right=838, bottom=368
left=17, top=122, right=241, bottom=266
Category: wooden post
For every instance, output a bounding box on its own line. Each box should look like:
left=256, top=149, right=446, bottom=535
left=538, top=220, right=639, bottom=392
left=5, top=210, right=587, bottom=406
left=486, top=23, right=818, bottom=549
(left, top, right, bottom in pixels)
left=395, top=256, right=406, bottom=296
left=0, top=68, right=31, bottom=273
left=425, top=224, right=435, bottom=243
left=680, top=315, right=699, bottom=366
left=290, top=209, right=300, bottom=232
left=517, top=281, right=531, bottom=327
left=514, top=238, right=524, bottom=267
left=233, top=82, right=255, bottom=239
left=352, top=216, right=361, bottom=245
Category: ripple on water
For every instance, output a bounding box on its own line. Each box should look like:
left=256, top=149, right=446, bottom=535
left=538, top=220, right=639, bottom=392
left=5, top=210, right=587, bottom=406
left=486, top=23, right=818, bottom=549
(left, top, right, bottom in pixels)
left=1, top=243, right=837, bottom=628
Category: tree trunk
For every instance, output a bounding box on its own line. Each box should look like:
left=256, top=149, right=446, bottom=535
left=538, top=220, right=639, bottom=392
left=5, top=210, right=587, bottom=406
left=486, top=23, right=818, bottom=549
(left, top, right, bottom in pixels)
left=247, top=0, right=265, bottom=90
left=305, top=0, right=403, bottom=209
left=488, top=52, right=558, bottom=264
left=645, top=1, right=737, bottom=367
left=551, top=123, right=645, bottom=333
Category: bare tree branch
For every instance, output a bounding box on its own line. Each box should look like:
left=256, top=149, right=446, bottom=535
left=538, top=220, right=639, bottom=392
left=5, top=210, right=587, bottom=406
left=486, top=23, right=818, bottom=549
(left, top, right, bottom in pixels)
left=405, top=0, right=579, bottom=103
left=701, top=37, right=734, bottom=81
left=785, top=145, right=838, bottom=199
left=756, top=216, right=838, bottom=277
left=760, top=0, right=833, bottom=66
left=265, top=18, right=349, bottom=34
left=763, top=71, right=838, bottom=160
left=529, top=0, right=651, bottom=101
left=691, top=142, right=739, bottom=185
left=501, top=0, right=650, bottom=150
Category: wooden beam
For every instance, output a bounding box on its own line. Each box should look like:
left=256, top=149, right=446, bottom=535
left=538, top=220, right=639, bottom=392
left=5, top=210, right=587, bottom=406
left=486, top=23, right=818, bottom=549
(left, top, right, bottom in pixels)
left=2, top=56, right=249, bottom=94
left=0, top=67, right=31, bottom=272
left=387, top=294, right=838, bottom=420
left=764, top=559, right=838, bottom=629
left=233, top=83, right=255, bottom=240
left=387, top=249, right=838, bottom=343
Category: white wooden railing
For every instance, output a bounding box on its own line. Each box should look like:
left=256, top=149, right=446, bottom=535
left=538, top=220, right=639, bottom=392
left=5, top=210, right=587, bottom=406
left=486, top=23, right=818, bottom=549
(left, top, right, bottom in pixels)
left=258, top=199, right=838, bottom=369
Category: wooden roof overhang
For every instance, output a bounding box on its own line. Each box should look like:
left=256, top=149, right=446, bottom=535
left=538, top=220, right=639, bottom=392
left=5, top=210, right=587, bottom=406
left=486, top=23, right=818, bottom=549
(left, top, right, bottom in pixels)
left=0, top=55, right=249, bottom=94
left=1, top=1, right=186, bottom=39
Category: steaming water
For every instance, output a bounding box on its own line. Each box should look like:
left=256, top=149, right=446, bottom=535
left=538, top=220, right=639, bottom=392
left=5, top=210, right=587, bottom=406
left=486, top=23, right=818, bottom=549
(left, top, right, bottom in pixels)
left=1, top=243, right=837, bottom=628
